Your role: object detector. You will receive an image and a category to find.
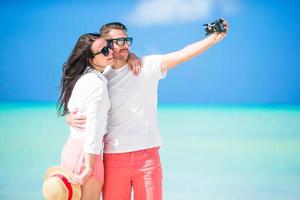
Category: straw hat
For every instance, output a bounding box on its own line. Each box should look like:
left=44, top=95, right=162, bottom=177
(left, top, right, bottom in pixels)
left=42, top=166, right=81, bottom=200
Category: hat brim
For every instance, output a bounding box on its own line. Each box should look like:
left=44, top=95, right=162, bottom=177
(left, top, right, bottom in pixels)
left=43, top=165, right=81, bottom=200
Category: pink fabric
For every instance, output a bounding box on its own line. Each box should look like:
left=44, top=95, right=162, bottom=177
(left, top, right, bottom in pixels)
left=61, top=137, right=104, bottom=185
left=102, top=147, right=162, bottom=200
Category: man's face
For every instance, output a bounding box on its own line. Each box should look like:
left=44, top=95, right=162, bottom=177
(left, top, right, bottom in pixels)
left=105, top=29, right=131, bottom=61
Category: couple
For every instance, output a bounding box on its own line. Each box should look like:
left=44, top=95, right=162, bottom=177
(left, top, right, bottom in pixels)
left=58, top=21, right=228, bottom=200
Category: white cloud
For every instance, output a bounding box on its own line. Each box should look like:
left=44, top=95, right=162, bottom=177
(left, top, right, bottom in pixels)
left=127, top=0, right=240, bottom=26
left=219, top=0, right=241, bottom=15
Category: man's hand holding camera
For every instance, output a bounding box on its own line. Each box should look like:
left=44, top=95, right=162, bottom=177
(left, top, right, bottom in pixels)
left=204, top=18, right=229, bottom=44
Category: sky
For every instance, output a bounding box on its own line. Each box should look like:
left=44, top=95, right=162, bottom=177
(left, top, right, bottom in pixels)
left=0, top=0, right=299, bottom=104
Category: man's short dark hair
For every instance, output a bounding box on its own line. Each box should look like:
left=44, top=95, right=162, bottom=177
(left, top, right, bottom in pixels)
left=99, top=22, right=127, bottom=37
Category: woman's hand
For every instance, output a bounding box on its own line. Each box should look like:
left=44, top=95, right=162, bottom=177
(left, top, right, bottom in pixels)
left=69, top=154, right=96, bottom=185
left=69, top=167, right=93, bottom=185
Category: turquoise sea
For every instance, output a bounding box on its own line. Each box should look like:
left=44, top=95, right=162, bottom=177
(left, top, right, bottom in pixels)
left=0, top=102, right=300, bottom=200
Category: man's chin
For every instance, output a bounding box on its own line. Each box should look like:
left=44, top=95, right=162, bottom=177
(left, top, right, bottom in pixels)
left=120, top=52, right=129, bottom=60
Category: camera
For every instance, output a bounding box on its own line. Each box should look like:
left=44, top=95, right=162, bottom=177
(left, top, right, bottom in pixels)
left=203, top=18, right=226, bottom=35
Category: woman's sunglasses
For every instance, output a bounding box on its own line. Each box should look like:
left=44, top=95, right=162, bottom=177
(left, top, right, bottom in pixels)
left=93, top=46, right=110, bottom=57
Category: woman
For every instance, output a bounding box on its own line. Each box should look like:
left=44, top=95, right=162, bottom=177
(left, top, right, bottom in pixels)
left=57, top=33, right=142, bottom=199
left=57, top=33, right=112, bottom=199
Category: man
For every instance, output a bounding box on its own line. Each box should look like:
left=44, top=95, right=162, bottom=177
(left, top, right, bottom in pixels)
left=69, top=21, right=228, bottom=200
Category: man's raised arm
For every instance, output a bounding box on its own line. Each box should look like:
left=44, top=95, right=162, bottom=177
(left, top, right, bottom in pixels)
left=161, top=21, right=229, bottom=73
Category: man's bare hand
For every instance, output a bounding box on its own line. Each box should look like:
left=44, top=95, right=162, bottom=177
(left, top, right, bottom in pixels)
left=128, top=53, right=143, bottom=75
left=66, top=109, right=86, bottom=131
left=210, top=20, right=229, bottom=44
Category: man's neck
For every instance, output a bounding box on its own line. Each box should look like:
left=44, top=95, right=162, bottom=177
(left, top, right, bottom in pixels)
left=111, top=59, right=127, bottom=69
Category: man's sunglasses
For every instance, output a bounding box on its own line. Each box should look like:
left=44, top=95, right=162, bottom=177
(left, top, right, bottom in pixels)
left=107, top=37, right=133, bottom=47
left=93, top=46, right=110, bottom=57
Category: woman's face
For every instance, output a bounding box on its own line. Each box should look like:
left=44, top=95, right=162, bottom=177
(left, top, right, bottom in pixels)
left=90, top=38, right=113, bottom=72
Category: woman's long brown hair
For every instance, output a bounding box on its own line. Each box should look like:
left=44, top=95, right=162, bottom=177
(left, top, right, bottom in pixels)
left=57, top=33, right=100, bottom=116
